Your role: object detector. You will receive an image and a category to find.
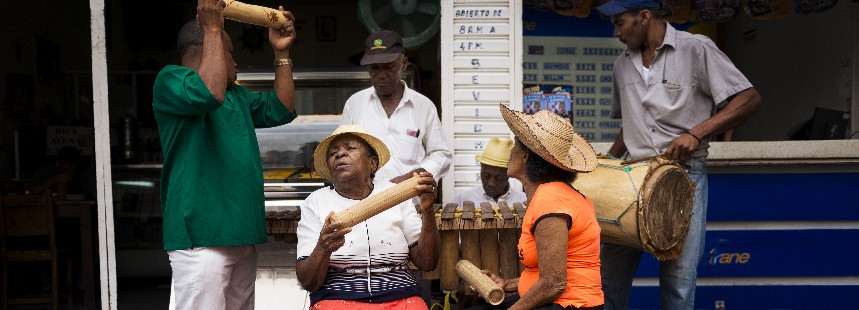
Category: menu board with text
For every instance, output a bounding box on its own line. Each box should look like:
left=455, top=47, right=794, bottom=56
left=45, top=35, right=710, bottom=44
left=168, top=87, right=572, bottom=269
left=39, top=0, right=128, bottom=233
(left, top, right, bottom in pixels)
left=442, top=0, right=522, bottom=197
left=521, top=9, right=627, bottom=143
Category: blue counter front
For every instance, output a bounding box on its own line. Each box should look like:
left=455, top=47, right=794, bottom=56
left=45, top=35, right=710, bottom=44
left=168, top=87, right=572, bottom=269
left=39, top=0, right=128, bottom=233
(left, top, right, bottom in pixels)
left=591, top=140, right=859, bottom=309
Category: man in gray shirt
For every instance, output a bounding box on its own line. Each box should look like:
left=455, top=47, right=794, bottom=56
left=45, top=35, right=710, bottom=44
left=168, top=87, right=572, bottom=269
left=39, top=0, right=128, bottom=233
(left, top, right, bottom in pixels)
left=596, top=1, right=762, bottom=309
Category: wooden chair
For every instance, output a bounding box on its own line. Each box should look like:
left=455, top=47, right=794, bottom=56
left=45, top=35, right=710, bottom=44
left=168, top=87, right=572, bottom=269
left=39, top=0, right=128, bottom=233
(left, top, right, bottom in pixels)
left=1, top=192, right=72, bottom=310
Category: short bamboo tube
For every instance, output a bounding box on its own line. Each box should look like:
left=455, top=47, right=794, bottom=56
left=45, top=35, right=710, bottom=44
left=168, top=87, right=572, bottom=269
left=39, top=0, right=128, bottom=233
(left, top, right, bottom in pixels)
left=330, top=176, right=420, bottom=227
left=455, top=260, right=505, bottom=305
left=224, top=0, right=287, bottom=28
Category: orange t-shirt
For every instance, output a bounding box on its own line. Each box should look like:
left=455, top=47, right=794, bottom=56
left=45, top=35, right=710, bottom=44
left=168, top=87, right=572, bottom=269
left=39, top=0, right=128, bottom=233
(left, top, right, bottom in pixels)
left=518, top=182, right=603, bottom=308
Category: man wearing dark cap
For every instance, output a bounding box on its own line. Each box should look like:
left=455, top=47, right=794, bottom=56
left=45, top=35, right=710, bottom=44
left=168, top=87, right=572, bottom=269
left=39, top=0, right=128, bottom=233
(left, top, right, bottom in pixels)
left=596, top=1, right=761, bottom=309
left=341, top=30, right=451, bottom=184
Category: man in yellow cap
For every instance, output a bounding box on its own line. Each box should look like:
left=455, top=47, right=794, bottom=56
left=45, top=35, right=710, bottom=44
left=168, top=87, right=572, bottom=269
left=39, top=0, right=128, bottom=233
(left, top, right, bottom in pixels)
left=454, top=137, right=526, bottom=206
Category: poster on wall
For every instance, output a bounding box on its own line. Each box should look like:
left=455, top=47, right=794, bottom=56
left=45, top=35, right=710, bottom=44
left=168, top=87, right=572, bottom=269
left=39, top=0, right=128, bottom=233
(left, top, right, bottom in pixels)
left=545, top=92, right=573, bottom=123
left=523, top=93, right=543, bottom=115
left=523, top=86, right=573, bottom=122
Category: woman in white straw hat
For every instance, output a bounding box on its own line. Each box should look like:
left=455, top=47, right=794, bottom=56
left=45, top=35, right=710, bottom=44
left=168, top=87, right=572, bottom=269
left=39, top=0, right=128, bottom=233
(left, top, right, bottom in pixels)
left=295, top=124, right=440, bottom=309
left=468, top=105, right=603, bottom=310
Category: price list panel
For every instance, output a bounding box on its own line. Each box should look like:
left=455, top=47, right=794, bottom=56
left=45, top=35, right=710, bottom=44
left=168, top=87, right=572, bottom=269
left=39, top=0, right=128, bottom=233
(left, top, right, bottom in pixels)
left=441, top=0, right=522, bottom=197
left=522, top=36, right=625, bottom=142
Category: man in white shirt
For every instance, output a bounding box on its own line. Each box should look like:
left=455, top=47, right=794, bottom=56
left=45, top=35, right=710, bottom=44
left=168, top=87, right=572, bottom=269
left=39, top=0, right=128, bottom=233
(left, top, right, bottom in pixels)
left=454, top=137, right=526, bottom=206
left=341, top=30, right=452, bottom=183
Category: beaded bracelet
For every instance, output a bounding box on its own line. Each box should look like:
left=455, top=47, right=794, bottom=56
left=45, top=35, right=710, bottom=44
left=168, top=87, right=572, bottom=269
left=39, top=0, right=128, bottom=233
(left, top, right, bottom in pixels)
left=685, top=131, right=702, bottom=143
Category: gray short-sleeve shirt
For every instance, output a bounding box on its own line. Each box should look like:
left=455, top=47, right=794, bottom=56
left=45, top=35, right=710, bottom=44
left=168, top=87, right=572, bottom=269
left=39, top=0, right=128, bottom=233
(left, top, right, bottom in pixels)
left=610, top=23, right=753, bottom=160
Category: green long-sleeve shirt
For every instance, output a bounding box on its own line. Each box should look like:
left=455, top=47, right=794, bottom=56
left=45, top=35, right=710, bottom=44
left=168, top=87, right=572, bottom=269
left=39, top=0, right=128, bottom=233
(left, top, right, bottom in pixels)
left=153, top=65, right=297, bottom=251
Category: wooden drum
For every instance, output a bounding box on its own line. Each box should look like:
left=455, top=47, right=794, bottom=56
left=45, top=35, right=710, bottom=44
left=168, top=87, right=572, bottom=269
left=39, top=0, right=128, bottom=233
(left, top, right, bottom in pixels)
left=572, top=156, right=695, bottom=260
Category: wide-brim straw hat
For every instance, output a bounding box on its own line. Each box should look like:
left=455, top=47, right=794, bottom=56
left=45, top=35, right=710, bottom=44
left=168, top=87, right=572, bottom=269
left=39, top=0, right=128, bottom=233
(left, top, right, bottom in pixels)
left=500, top=104, right=597, bottom=172
left=313, top=125, right=391, bottom=180
left=475, top=137, right=514, bottom=168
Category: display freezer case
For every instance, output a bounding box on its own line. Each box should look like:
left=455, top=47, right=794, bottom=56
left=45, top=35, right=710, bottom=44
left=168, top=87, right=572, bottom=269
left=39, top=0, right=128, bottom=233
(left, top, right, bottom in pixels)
left=238, top=68, right=416, bottom=214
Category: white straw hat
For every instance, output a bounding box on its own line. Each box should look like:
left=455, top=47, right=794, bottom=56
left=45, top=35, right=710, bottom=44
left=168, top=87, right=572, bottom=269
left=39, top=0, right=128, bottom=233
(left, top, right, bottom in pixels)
left=313, top=125, right=390, bottom=180
left=500, top=104, right=597, bottom=172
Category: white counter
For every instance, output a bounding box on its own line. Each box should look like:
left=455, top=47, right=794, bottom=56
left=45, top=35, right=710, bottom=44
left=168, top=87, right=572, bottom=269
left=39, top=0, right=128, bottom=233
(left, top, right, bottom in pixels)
left=591, top=140, right=859, bottom=173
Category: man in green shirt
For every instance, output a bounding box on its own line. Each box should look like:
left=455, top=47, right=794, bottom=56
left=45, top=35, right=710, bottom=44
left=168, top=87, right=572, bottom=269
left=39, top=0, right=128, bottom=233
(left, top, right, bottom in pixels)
left=152, top=0, right=297, bottom=308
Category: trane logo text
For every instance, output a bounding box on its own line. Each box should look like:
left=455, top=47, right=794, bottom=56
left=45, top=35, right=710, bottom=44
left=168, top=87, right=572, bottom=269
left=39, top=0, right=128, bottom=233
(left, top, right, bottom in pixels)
left=708, top=249, right=750, bottom=265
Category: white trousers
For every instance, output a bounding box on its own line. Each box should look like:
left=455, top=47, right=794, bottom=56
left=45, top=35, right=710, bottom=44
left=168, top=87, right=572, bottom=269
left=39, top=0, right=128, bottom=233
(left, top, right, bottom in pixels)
left=168, top=245, right=257, bottom=310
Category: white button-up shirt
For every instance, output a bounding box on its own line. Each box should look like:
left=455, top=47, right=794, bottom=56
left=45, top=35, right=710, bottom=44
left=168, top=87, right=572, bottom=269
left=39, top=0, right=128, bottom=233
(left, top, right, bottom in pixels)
left=341, top=81, right=452, bottom=182
left=453, top=185, right=527, bottom=207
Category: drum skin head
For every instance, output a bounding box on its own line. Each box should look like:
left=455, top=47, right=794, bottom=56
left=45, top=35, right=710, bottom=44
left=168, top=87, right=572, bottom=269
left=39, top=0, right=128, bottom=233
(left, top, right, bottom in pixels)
left=639, top=158, right=695, bottom=260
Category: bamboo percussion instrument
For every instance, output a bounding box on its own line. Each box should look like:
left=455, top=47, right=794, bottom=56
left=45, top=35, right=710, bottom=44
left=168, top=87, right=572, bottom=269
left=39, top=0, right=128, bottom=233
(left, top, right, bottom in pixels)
left=455, top=260, right=505, bottom=306
left=329, top=175, right=421, bottom=228
left=435, top=201, right=526, bottom=292
left=224, top=0, right=287, bottom=28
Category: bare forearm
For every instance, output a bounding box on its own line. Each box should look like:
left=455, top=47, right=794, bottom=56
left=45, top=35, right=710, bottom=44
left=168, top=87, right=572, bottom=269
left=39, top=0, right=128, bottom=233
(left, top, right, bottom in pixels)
left=295, top=248, right=331, bottom=291
left=689, top=88, right=761, bottom=139
left=411, top=212, right=440, bottom=271
left=273, top=51, right=295, bottom=113
left=197, top=29, right=227, bottom=102
left=510, top=277, right=564, bottom=310
left=510, top=217, right=567, bottom=309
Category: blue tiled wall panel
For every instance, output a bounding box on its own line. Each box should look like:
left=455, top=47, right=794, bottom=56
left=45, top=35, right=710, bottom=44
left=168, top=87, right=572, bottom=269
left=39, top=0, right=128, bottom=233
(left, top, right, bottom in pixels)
left=628, top=285, right=859, bottom=310
left=708, top=173, right=859, bottom=221
left=632, top=230, right=859, bottom=277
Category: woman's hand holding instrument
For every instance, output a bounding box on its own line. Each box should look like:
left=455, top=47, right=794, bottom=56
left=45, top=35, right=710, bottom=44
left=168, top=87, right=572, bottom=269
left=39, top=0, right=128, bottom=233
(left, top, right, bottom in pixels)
left=456, top=260, right=505, bottom=305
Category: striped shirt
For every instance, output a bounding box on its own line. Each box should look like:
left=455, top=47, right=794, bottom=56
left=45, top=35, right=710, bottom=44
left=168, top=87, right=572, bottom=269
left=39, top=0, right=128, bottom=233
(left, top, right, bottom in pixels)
left=296, top=180, right=422, bottom=305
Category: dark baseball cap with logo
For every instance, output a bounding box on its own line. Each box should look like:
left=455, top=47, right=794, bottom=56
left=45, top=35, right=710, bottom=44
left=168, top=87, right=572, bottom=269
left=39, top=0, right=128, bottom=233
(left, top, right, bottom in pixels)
left=360, top=30, right=405, bottom=66
left=595, top=0, right=661, bottom=16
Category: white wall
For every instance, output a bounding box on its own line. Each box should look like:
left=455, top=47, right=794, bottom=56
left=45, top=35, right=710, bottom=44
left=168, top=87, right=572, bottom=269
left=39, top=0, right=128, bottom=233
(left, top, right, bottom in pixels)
left=722, top=4, right=858, bottom=141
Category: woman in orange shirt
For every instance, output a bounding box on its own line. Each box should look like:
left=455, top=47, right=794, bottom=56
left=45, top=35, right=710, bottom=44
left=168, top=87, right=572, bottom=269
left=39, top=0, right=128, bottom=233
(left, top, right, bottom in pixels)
left=469, top=105, right=604, bottom=310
